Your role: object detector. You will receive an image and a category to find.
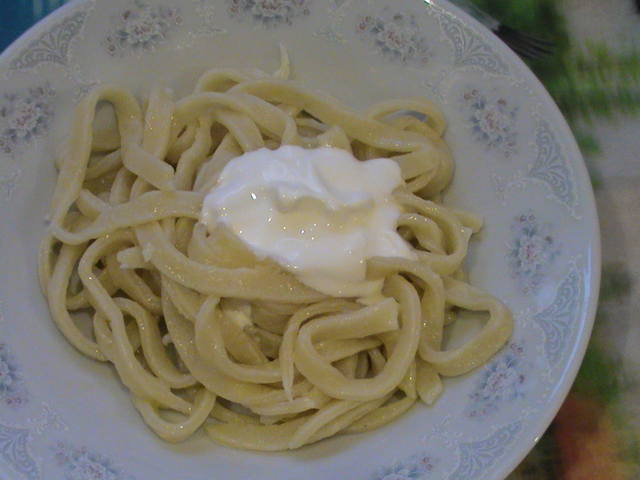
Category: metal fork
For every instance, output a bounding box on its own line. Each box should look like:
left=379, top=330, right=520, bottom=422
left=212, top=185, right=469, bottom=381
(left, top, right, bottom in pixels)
left=446, top=0, right=555, bottom=61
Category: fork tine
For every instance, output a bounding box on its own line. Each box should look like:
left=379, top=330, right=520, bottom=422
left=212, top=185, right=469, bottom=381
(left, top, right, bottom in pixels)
left=512, top=37, right=554, bottom=55
left=509, top=43, right=539, bottom=60
left=518, top=42, right=553, bottom=59
left=496, top=26, right=555, bottom=59
left=517, top=35, right=555, bottom=52
left=507, top=29, right=554, bottom=49
left=504, top=38, right=548, bottom=60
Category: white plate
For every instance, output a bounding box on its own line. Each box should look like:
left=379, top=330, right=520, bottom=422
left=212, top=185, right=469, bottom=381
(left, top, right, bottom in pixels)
left=0, top=1, right=600, bottom=479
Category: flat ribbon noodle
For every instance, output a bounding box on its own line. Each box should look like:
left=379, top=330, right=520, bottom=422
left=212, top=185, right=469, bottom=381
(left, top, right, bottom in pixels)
left=38, top=52, right=513, bottom=451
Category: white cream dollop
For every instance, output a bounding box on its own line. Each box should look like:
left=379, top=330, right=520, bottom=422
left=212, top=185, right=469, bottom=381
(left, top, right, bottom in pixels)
left=200, top=145, right=416, bottom=297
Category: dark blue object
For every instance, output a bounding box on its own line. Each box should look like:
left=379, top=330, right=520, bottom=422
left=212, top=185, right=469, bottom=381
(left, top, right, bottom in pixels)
left=0, top=0, right=68, bottom=53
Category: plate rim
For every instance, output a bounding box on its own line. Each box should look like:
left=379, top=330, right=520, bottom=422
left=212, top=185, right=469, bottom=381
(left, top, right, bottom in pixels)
left=438, top=1, right=601, bottom=477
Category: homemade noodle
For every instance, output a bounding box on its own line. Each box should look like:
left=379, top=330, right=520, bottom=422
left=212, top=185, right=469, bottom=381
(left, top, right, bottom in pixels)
left=39, top=50, right=513, bottom=450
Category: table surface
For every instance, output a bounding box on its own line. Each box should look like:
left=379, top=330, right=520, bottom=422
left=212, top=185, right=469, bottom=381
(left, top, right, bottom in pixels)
left=1, top=1, right=639, bottom=479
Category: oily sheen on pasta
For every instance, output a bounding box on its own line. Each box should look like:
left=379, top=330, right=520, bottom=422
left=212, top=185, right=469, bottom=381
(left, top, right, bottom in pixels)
left=39, top=53, right=513, bottom=450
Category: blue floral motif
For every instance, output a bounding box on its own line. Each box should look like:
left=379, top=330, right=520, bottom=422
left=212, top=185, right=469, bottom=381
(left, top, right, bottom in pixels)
left=0, top=84, right=55, bottom=156
left=0, top=170, right=20, bottom=201
left=227, top=0, right=311, bottom=27
left=371, top=453, right=437, bottom=480
left=462, top=88, right=518, bottom=157
left=0, top=423, right=39, bottom=479
left=193, top=0, right=227, bottom=35
left=528, top=120, right=576, bottom=210
left=0, top=343, right=28, bottom=408
left=439, top=13, right=508, bottom=75
left=9, top=10, right=88, bottom=70
left=448, top=422, right=522, bottom=480
left=533, top=267, right=584, bottom=365
left=104, top=0, right=182, bottom=56
left=356, top=8, right=432, bottom=65
left=52, top=442, right=135, bottom=480
left=466, top=343, right=527, bottom=419
left=507, top=210, right=560, bottom=295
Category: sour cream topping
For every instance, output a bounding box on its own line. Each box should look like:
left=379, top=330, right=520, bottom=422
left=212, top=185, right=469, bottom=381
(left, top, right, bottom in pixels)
left=200, top=145, right=416, bottom=297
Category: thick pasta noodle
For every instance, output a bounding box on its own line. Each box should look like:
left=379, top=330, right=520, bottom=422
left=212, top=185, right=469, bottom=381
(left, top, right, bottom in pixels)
left=39, top=51, right=513, bottom=450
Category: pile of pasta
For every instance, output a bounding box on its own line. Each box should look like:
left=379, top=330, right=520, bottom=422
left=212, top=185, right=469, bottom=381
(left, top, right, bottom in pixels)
left=39, top=53, right=512, bottom=450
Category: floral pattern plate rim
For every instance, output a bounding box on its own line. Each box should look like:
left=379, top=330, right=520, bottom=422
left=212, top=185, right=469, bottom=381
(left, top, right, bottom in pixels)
left=0, top=1, right=600, bottom=479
